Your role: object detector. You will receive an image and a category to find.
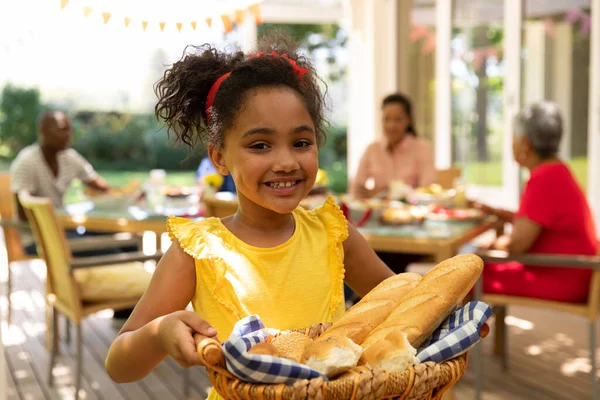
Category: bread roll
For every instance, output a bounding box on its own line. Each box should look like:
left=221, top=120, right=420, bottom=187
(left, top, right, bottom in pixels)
left=317, top=273, right=422, bottom=344
left=361, top=330, right=417, bottom=373
left=301, top=335, right=363, bottom=377
left=362, top=254, right=484, bottom=354
left=270, top=332, right=314, bottom=363
left=247, top=342, right=280, bottom=357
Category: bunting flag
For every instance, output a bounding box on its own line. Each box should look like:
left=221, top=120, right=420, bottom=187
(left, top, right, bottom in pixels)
left=82, top=6, right=93, bottom=17
left=58, top=1, right=263, bottom=33
left=235, top=9, right=245, bottom=25
left=221, top=15, right=233, bottom=32
left=249, top=3, right=262, bottom=25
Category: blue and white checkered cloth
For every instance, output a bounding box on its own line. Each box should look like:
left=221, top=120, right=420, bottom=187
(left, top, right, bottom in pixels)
left=416, top=301, right=492, bottom=364
left=221, top=315, right=328, bottom=384
left=222, top=301, right=491, bottom=384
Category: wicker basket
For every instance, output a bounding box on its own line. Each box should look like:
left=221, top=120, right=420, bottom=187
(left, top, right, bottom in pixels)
left=195, top=323, right=468, bottom=400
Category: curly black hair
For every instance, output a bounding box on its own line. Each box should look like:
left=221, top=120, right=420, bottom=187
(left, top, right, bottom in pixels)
left=154, top=35, right=327, bottom=150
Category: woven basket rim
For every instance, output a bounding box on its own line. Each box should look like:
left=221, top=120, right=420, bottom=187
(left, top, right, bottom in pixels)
left=197, top=322, right=469, bottom=400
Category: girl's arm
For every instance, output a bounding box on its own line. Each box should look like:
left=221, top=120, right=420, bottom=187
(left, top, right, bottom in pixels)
left=342, top=224, right=395, bottom=297
left=105, top=240, right=216, bottom=383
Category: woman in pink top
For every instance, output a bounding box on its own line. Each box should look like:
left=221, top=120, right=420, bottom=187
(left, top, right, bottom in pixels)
left=351, top=93, right=437, bottom=198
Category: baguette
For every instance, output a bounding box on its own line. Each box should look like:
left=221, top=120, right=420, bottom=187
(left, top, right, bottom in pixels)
left=361, top=254, right=484, bottom=362
left=316, top=272, right=422, bottom=345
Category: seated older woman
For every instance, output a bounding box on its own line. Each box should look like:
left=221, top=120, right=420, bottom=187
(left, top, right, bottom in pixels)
left=351, top=93, right=437, bottom=198
left=474, top=101, right=597, bottom=303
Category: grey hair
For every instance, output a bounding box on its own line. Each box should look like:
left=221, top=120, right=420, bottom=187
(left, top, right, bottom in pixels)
left=514, top=101, right=563, bottom=159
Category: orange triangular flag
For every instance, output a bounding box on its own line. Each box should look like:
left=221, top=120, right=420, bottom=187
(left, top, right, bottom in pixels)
left=124, top=17, right=131, bottom=28
left=60, top=0, right=69, bottom=10
left=159, top=22, right=166, bottom=32
left=221, top=15, right=232, bottom=33
left=249, top=3, right=263, bottom=25
left=176, top=22, right=182, bottom=32
left=206, top=17, right=212, bottom=28
left=142, top=21, right=148, bottom=31
left=102, top=12, right=111, bottom=24
left=235, top=10, right=244, bottom=25
left=190, top=21, right=197, bottom=31
left=83, top=6, right=93, bottom=17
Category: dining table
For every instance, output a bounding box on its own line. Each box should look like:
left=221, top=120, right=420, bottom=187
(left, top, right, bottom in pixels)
left=57, top=194, right=501, bottom=264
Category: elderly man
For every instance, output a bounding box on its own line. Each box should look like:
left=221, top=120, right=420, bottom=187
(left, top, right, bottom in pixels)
left=10, top=110, right=112, bottom=221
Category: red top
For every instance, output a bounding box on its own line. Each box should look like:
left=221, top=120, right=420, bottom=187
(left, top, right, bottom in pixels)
left=516, top=162, right=597, bottom=257
left=483, top=162, right=598, bottom=303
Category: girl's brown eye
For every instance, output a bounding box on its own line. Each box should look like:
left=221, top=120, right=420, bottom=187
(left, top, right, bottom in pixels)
left=294, top=140, right=312, bottom=148
left=249, top=142, right=268, bottom=150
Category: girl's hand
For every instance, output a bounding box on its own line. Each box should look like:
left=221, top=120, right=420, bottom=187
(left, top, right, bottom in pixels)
left=157, top=310, right=217, bottom=368
left=469, top=199, right=495, bottom=215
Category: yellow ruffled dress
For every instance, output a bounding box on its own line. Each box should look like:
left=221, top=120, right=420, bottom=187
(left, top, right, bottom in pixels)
left=167, top=196, right=348, bottom=400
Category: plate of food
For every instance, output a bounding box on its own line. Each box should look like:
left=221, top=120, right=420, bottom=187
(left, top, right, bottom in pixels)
left=426, top=206, right=485, bottom=222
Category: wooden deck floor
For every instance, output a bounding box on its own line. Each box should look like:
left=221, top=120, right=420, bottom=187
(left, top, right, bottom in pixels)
left=2, top=259, right=597, bottom=399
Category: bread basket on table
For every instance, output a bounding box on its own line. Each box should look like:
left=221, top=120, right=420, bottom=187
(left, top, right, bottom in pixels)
left=194, top=324, right=468, bottom=400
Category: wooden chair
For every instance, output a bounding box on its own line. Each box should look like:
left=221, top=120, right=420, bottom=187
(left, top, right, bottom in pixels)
left=436, top=167, right=462, bottom=189
left=476, top=249, right=600, bottom=400
left=203, top=194, right=238, bottom=218
left=18, top=191, right=163, bottom=399
left=0, top=173, right=142, bottom=326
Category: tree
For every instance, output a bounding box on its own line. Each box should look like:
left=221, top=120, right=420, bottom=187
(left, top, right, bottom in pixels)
left=0, top=84, right=44, bottom=158
left=257, top=23, right=347, bottom=82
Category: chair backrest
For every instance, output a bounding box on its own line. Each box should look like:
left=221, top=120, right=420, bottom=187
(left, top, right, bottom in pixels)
left=0, top=173, right=27, bottom=263
left=437, top=167, right=462, bottom=189
left=18, top=191, right=81, bottom=318
left=203, top=196, right=238, bottom=218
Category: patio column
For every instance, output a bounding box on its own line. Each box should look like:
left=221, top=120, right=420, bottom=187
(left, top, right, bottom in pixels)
left=240, top=16, right=257, bottom=52
left=396, top=0, right=413, bottom=93
left=502, top=0, right=523, bottom=210
left=346, top=0, right=398, bottom=179
left=552, top=22, right=573, bottom=161
left=523, top=21, right=547, bottom=105
left=589, top=0, right=600, bottom=232
left=434, top=0, right=452, bottom=169
left=0, top=308, right=5, bottom=400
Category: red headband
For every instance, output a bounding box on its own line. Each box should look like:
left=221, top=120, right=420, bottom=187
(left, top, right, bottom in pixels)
left=205, top=51, right=309, bottom=123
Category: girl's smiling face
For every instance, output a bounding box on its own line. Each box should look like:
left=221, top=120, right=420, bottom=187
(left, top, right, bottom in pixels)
left=209, top=86, right=318, bottom=215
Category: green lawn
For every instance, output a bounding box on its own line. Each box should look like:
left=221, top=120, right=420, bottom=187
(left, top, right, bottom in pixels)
left=66, top=170, right=196, bottom=204
left=461, top=157, right=588, bottom=189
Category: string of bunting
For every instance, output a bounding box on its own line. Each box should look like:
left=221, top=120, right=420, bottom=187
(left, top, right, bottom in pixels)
left=59, top=0, right=263, bottom=33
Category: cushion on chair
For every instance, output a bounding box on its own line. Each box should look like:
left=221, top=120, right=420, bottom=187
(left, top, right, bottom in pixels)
left=73, top=262, right=152, bottom=302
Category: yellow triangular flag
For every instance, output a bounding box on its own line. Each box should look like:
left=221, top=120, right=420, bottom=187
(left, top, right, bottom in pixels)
left=221, top=15, right=232, bottom=33
left=235, top=10, right=244, bottom=25
left=206, top=17, right=212, bottom=28
left=142, top=21, right=148, bottom=31
left=102, top=12, right=111, bottom=24
left=176, top=22, right=182, bottom=32
left=190, top=21, right=197, bottom=31
left=249, top=3, right=263, bottom=25
left=159, top=22, right=166, bottom=32
left=83, top=6, right=93, bottom=17
left=124, top=17, right=131, bottom=28
left=60, top=0, right=69, bottom=10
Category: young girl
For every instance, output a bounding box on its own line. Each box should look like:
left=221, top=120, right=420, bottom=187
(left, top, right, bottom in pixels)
left=105, top=38, right=395, bottom=399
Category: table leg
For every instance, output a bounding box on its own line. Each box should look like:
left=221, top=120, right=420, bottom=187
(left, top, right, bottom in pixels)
left=441, top=387, right=454, bottom=400
left=434, top=246, right=454, bottom=263
left=155, top=233, right=162, bottom=254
